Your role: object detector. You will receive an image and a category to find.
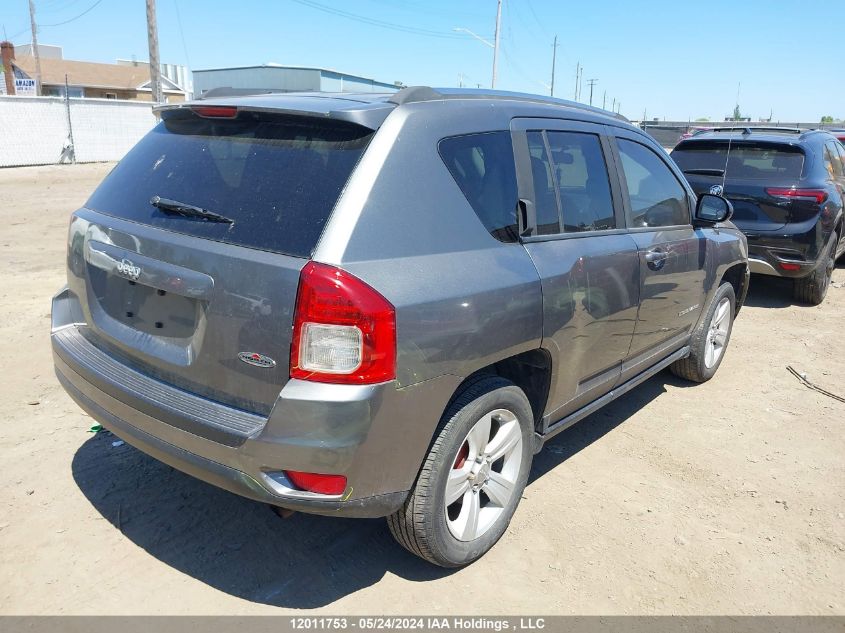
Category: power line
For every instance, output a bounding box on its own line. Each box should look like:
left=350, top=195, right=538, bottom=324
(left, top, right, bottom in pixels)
left=289, top=0, right=476, bottom=40
left=524, top=0, right=549, bottom=38
left=40, top=0, right=103, bottom=27
left=172, top=0, right=191, bottom=69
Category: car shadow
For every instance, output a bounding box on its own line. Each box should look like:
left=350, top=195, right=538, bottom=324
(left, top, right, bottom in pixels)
left=71, top=437, right=451, bottom=609
left=72, top=370, right=680, bottom=609
left=529, top=370, right=681, bottom=483
left=743, top=273, right=801, bottom=308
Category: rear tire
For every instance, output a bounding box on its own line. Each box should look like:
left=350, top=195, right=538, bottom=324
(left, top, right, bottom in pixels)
left=671, top=282, right=735, bottom=383
left=793, top=238, right=835, bottom=306
left=387, top=376, right=533, bottom=567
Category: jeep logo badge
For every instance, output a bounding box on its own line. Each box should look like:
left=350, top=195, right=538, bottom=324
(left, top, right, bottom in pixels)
left=116, top=258, right=141, bottom=281
left=238, top=352, right=276, bottom=369
left=709, top=184, right=724, bottom=196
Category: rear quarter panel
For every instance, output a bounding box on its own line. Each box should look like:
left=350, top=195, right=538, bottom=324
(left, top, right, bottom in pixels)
left=314, top=102, right=545, bottom=390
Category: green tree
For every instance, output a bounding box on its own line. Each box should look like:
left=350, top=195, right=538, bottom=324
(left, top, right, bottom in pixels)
left=695, top=117, right=710, bottom=122
left=732, top=105, right=742, bottom=121
left=821, top=115, right=834, bottom=124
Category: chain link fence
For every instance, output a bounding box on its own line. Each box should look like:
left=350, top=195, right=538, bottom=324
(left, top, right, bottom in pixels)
left=0, top=95, right=156, bottom=167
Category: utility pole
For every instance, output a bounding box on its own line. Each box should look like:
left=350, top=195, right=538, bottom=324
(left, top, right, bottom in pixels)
left=491, top=0, right=502, bottom=89
left=587, top=78, right=598, bottom=106
left=612, top=97, right=616, bottom=112
left=574, top=62, right=579, bottom=100
left=458, top=72, right=465, bottom=88
left=28, top=0, right=41, bottom=96
left=550, top=35, right=558, bottom=97
left=145, top=0, right=163, bottom=103
left=602, top=90, right=606, bottom=110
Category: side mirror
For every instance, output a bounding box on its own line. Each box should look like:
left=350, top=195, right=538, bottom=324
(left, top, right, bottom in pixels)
left=695, top=193, right=733, bottom=224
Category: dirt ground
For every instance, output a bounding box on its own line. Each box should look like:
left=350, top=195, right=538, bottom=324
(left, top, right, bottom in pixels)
left=0, top=163, right=843, bottom=615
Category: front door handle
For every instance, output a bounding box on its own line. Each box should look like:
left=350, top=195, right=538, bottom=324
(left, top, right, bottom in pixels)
left=645, top=248, right=668, bottom=270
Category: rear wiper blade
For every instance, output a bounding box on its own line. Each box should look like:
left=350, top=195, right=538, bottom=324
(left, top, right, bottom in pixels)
left=683, top=168, right=725, bottom=176
left=150, top=196, right=234, bottom=224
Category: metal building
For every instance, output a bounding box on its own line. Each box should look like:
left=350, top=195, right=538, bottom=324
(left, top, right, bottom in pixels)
left=193, top=64, right=402, bottom=97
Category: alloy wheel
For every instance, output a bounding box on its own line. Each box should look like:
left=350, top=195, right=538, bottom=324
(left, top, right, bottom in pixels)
left=444, top=408, right=523, bottom=542
left=704, top=297, right=731, bottom=369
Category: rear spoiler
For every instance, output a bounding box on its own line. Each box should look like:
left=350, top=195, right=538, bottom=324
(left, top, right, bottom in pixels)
left=154, top=97, right=396, bottom=130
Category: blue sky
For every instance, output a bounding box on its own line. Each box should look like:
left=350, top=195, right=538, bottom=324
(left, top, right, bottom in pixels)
left=3, top=0, right=843, bottom=122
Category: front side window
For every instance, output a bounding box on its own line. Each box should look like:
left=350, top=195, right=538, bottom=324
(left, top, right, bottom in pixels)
left=618, top=139, right=690, bottom=228
left=546, top=131, right=616, bottom=232
left=439, top=131, right=519, bottom=243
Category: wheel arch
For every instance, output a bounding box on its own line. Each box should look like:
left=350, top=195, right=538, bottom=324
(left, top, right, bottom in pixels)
left=443, top=348, right=553, bottom=433
left=720, top=261, right=750, bottom=315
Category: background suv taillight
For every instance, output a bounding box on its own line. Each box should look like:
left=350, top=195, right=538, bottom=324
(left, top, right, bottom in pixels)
left=290, top=262, right=396, bottom=384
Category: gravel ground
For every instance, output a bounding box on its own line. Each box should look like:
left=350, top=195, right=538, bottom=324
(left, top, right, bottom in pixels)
left=0, top=163, right=843, bottom=615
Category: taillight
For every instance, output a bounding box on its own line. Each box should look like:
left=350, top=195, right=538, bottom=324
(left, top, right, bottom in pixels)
left=191, top=105, right=238, bottom=118
left=766, top=187, right=828, bottom=204
left=285, top=471, right=347, bottom=495
left=290, top=262, right=396, bottom=384
left=779, top=262, right=802, bottom=271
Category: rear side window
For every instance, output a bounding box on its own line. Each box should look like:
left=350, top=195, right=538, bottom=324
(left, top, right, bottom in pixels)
left=836, top=142, right=845, bottom=173
left=439, top=131, right=519, bottom=242
left=824, top=142, right=843, bottom=178
left=618, top=139, right=690, bottom=228
left=86, top=111, right=373, bottom=258
left=672, top=141, right=805, bottom=180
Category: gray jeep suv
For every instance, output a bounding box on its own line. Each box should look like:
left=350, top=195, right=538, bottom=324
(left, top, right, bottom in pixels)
left=52, top=87, right=749, bottom=567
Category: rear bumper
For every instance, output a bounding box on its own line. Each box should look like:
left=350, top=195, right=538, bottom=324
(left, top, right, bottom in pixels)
left=52, top=290, right=460, bottom=518
left=745, top=230, right=826, bottom=279
left=54, top=361, right=405, bottom=517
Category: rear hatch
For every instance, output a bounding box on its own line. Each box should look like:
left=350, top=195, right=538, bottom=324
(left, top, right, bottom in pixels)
left=71, top=105, right=374, bottom=415
left=672, top=139, right=807, bottom=232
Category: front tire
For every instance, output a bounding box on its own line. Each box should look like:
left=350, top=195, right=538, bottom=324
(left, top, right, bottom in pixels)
left=670, top=282, right=735, bottom=383
left=388, top=377, right=533, bottom=567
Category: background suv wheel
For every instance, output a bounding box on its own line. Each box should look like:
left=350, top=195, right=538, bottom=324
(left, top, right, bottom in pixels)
left=793, top=237, right=836, bottom=305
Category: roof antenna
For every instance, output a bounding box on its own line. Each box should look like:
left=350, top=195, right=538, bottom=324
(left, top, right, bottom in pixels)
left=721, top=86, right=742, bottom=192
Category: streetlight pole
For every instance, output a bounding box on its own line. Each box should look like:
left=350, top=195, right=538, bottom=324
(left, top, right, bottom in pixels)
left=491, top=0, right=502, bottom=89
left=454, top=0, right=502, bottom=90
left=550, top=35, right=558, bottom=97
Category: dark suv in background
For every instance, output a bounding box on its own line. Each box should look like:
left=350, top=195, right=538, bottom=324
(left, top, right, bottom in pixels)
left=672, top=128, right=845, bottom=304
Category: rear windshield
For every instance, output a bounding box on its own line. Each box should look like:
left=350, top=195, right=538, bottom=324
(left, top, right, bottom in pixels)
left=86, top=110, right=373, bottom=257
left=672, top=141, right=804, bottom=180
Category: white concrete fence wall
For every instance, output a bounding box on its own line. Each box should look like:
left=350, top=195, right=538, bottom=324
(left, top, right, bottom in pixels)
left=0, top=96, right=157, bottom=168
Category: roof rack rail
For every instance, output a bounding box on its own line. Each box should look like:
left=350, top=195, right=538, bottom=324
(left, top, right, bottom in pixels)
left=702, top=126, right=805, bottom=136
left=386, top=85, right=630, bottom=121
